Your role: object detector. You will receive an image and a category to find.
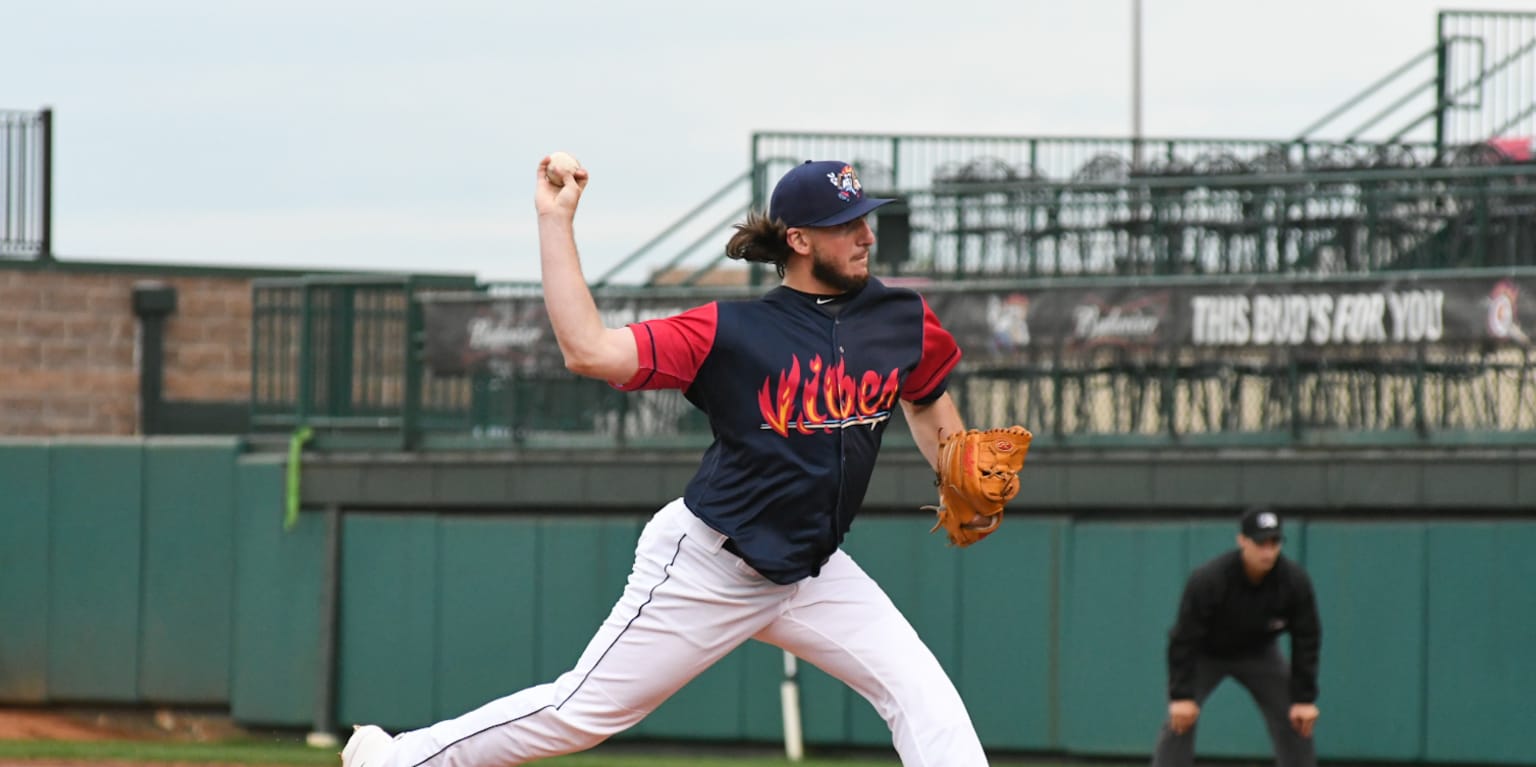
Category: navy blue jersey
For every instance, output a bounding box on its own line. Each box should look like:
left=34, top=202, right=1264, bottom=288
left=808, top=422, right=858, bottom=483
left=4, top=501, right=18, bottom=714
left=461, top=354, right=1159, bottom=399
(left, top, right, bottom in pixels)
left=619, top=278, right=960, bottom=584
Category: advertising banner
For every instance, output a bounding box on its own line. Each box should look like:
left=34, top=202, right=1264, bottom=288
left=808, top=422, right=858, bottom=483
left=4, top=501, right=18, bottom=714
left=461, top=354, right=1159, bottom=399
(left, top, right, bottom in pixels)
left=423, top=275, right=1532, bottom=376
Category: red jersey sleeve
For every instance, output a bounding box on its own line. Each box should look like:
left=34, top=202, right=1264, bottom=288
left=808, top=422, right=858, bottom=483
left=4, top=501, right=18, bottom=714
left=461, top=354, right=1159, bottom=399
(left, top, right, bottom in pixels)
left=901, top=297, right=961, bottom=403
left=616, top=302, right=718, bottom=391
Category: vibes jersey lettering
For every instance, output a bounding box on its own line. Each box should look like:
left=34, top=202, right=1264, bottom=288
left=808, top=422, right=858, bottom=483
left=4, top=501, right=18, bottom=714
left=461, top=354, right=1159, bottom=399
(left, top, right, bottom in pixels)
left=756, top=354, right=901, bottom=437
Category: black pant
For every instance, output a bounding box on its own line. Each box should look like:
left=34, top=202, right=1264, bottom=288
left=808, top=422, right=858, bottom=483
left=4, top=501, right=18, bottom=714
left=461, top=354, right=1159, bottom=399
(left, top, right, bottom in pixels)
left=1151, top=644, right=1315, bottom=767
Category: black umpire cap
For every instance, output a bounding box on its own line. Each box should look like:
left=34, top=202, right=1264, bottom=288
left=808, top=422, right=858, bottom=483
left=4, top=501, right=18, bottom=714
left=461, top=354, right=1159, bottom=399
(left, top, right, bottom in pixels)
left=1240, top=506, right=1283, bottom=542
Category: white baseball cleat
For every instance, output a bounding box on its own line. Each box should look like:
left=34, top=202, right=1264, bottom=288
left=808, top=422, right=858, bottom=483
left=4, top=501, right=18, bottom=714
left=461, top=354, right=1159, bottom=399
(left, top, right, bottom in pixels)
left=340, top=724, right=394, bottom=767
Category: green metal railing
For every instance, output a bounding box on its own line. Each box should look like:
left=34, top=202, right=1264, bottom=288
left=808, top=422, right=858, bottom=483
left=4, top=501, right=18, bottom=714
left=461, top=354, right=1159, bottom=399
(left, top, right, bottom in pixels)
left=602, top=136, right=1462, bottom=286
left=748, top=133, right=1446, bottom=200
left=421, top=340, right=1536, bottom=451
left=249, top=268, right=1536, bottom=452
left=630, top=137, right=1532, bottom=286
left=1297, top=11, right=1535, bottom=150
left=955, top=342, right=1536, bottom=449
left=891, top=164, right=1536, bottom=279
left=250, top=274, right=476, bottom=449
left=621, top=160, right=1535, bottom=284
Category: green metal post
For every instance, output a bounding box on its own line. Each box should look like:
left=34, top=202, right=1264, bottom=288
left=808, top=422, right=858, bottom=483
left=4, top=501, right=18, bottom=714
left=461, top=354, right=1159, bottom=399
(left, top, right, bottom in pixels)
left=329, top=287, right=355, bottom=418
left=1051, top=341, right=1064, bottom=440
left=402, top=282, right=424, bottom=450
left=1028, top=139, right=1040, bottom=277
left=1520, top=348, right=1531, bottom=430
left=1364, top=184, right=1378, bottom=265
left=310, top=504, right=341, bottom=744
left=1163, top=346, right=1178, bottom=439
left=616, top=388, right=630, bottom=447
left=750, top=135, right=766, bottom=288
left=1415, top=344, right=1429, bottom=438
left=1475, top=186, right=1490, bottom=266
left=1434, top=13, right=1449, bottom=160
left=1289, top=356, right=1301, bottom=440
left=249, top=288, right=262, bottom=426
left=39, top=108, right=53, bottom=261
left=298, top=283, right=315, bottom=423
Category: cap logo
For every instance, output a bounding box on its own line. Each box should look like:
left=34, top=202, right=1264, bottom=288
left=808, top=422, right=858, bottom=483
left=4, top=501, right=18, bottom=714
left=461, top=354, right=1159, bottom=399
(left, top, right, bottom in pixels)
left=826, top=165, right=862, bottom=202
left=1257, top=512, right=1278, bottom=529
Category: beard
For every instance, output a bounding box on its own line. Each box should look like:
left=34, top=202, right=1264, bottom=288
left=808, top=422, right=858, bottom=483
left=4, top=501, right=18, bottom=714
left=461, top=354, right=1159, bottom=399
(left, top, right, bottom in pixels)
left=809, top=246, right=871, bottom=293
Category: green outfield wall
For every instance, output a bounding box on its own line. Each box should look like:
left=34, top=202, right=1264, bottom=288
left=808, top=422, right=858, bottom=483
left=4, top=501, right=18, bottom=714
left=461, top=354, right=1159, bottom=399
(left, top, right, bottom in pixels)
left=1, top=439, right=1533, bottom=763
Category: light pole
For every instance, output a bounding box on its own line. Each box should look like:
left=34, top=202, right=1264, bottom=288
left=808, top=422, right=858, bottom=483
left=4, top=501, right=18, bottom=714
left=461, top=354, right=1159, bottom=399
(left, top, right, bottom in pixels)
left=1132, top=0, right=1144, bottom=170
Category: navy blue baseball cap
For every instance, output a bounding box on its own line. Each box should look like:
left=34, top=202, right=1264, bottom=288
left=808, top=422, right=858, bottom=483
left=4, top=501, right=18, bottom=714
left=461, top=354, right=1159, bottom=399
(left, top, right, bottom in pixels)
left=769, top=160, right=894, bottom=228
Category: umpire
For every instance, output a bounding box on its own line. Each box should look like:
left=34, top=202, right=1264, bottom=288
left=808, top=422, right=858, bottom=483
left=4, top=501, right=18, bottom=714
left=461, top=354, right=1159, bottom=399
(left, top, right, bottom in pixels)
left=1151, top=506, right=1321, bottom=767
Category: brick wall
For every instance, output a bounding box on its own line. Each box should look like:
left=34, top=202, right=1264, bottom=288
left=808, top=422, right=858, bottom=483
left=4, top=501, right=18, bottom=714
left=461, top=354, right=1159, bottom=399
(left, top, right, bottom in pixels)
left=0, top=266, right=254, bottom=436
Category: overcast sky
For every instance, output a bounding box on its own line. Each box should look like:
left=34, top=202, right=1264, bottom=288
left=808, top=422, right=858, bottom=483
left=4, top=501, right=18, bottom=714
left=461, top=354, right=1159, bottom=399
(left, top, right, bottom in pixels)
left=5, top=0, right=1533, bottom=283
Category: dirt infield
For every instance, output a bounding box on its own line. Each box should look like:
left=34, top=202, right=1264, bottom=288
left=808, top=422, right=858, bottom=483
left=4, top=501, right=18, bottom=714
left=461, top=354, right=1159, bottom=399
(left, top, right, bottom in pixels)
left=0, top=709, right=299, bottom=767
left=0, top=709, right=248, bottom=743
left=0, top=710, right=135, bottom=742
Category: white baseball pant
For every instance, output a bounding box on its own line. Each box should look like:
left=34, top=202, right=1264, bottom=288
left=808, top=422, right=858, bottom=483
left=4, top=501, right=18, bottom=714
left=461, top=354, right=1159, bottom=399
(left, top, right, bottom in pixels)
left=378, top=497, right=989, bottom=767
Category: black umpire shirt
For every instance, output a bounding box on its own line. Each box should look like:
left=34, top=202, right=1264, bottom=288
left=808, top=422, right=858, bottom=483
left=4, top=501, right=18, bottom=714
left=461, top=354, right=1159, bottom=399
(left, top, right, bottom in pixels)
left=1166, top=549, right=1321, bottom=703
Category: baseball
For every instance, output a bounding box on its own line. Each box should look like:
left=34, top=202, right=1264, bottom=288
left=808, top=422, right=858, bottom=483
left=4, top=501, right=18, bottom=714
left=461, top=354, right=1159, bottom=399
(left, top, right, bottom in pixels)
left=545, top=151, right=582, bottom=186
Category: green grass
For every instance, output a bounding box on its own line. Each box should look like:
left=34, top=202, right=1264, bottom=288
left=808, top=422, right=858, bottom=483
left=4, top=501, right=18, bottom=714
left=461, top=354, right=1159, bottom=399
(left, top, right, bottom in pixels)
left=0, top=734, right=1112, bottom=765
left=0, top=736, right=1099, bottom=767
left=0, top=738, right=904, bottom=767
left=0, top=737, right=341, bottom=765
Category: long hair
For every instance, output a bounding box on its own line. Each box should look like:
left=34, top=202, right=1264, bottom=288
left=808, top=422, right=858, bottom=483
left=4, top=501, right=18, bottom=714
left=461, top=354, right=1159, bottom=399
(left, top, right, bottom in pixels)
left=724, top=210, right=792, bottom=278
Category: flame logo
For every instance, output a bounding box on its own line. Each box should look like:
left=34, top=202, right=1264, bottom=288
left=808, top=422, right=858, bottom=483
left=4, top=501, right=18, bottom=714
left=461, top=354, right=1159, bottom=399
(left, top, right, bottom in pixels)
left=757, top=354, right=900, bottom=437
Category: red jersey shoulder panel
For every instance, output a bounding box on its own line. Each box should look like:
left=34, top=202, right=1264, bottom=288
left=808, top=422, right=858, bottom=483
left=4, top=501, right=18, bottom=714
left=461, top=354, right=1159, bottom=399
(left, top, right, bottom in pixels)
left=617, top=302, right=719, bottom=391
left=900, top=296, right=961, bottom=402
